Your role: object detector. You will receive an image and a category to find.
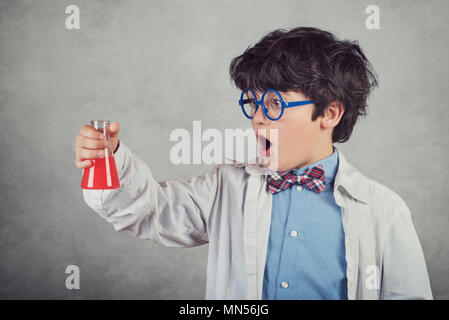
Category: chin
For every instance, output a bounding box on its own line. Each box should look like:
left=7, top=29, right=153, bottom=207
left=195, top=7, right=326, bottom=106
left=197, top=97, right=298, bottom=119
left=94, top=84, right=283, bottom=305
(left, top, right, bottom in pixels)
left=277, top=157, right=308, bottom=172
left=268, top=159, right=291, bottom=172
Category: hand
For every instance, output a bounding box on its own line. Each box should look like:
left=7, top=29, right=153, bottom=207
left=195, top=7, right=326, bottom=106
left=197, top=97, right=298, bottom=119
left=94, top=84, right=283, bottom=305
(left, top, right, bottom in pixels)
left=74, top=121, right=120, bottom=169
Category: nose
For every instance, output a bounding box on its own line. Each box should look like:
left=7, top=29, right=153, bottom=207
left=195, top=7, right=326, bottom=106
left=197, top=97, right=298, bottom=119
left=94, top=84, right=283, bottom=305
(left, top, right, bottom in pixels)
left=252, top=103, right=270, bottom=126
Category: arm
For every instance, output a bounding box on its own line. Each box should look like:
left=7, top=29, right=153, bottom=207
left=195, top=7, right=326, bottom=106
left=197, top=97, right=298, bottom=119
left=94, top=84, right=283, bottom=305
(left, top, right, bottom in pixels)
left=82, top=140, right=218, bottom=247
left=380, top=198, right=433, bottom=299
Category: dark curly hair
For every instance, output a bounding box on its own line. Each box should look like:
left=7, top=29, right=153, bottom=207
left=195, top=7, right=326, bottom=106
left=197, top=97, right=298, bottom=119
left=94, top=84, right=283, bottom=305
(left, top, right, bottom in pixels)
left=229, top=27, right=378, bottom=143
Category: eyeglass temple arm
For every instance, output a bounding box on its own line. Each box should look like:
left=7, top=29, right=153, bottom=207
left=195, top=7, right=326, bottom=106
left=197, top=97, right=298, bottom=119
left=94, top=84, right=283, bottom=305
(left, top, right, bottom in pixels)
left=285, top=100, right=315, bottom=108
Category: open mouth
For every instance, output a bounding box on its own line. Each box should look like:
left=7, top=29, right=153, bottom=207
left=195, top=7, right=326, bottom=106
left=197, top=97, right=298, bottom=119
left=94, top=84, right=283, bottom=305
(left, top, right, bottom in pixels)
left=257, top=134, right=272, bottom=157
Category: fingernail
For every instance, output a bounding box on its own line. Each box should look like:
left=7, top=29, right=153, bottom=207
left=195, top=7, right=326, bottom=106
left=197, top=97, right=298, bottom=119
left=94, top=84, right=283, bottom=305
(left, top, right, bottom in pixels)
left=99, top=134, right=104, bottom=139
left=97, top=151, right=103, bottom=156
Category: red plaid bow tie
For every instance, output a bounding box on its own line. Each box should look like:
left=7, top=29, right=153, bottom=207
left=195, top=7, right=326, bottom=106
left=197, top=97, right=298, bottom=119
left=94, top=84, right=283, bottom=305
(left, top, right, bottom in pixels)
left=267, top=164, right=327, bottom=194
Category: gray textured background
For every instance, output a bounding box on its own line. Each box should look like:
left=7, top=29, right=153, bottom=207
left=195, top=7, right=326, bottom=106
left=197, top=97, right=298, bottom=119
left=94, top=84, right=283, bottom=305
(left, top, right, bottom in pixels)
left=0, top=0, right=448, bottom=299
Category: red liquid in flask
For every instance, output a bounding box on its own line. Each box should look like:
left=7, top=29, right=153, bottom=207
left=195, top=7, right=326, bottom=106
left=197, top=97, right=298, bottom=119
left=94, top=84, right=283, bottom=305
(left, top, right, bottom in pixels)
left=81, top=155, right=120, bottom=189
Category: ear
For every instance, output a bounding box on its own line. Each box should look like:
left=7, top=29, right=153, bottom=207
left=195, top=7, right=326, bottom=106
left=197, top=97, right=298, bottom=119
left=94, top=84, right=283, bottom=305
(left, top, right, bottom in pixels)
left=320, top=101, right=345, bottom=129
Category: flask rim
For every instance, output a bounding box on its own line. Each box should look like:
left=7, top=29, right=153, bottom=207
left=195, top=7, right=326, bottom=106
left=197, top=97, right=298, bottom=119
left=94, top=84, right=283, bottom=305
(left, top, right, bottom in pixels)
left=91, top=120, right=110, bottom=130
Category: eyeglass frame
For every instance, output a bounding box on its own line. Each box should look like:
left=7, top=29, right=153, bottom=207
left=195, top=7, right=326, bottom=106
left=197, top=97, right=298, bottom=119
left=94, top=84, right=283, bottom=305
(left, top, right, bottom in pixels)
left=238, top=88, right=315, bottom=121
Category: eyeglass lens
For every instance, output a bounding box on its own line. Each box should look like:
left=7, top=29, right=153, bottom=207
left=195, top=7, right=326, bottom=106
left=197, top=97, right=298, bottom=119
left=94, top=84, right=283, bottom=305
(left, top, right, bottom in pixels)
left=242, top=90, right=283, bottom=119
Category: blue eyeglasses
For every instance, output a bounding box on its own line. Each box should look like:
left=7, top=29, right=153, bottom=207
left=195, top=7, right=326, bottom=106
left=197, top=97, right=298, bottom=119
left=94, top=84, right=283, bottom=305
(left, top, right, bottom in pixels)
left=238, top=88, right=315, bottom=121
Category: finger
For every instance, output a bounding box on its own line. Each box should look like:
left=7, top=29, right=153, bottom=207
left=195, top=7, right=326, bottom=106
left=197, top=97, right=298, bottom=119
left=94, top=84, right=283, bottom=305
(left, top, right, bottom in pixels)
left=80, top=125, right=105, bottom=139
left=76, top=135, right=108, bottom=150
left=109, top=121, right=120, bottom=137
left=78, top=147, right=105, bottom=160
left=75, top=156, right=93, bottom=169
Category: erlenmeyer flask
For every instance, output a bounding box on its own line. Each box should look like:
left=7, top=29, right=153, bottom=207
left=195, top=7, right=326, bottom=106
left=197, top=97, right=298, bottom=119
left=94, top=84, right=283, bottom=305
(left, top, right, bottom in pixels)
left=81, top=120, right=120, bottom=189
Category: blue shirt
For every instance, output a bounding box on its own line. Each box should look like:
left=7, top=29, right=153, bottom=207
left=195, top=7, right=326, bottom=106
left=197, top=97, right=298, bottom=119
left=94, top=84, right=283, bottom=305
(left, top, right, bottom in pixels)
left=262, top=146, right=348, bottom=299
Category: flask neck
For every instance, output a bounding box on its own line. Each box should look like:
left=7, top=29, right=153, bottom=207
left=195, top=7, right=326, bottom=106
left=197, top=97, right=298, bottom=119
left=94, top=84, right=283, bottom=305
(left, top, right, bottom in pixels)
left=91, top=120, right=114, bottom=155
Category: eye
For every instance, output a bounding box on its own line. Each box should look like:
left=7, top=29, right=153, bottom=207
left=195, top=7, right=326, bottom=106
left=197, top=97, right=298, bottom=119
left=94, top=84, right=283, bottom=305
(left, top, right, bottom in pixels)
left=246, top=98, right=255, bottom=108
left=242, top=98, right=253, bottom=105
left=272, top=98, right=281, bottom=108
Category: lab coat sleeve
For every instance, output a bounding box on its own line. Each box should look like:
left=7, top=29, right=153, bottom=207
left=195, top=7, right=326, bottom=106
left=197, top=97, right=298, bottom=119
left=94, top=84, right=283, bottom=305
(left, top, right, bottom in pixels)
left=82, top=140, right=218, bottom=247
left=380, top=197, right=433, bottom=299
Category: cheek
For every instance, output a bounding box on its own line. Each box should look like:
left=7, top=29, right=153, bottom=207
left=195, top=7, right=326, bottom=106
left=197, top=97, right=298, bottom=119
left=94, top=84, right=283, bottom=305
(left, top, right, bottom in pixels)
left=276, top=116, right=319, bottom=160
left=279, top=117, right=316, bottom=144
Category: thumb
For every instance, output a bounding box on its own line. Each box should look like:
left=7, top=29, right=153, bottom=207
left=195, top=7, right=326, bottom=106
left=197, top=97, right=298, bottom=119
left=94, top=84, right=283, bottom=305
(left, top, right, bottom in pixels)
left=109, top=121, right=120, bottom=137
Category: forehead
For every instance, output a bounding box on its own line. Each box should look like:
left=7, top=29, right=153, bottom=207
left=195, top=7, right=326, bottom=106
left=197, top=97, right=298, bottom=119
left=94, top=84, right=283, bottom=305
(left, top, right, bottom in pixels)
left=249, top=89, right=304, bottom=99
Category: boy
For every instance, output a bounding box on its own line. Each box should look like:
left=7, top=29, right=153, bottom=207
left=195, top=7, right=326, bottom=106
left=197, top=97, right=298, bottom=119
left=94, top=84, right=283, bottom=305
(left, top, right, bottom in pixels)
left=75, top=27, right=432, bottom=299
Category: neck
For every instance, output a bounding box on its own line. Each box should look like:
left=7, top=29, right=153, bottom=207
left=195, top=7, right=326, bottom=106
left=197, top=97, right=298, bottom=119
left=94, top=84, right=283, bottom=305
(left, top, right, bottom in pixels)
left=294, top=143, right=334, bottom=170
